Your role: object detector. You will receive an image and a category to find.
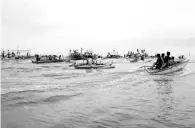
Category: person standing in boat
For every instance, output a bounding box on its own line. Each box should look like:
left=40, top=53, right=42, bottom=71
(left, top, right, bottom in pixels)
left=27, top=52, right=30, bottom=57
left=7, top=50, right=11, bottom=58
left=59, top=55, right=61, bottom=60
left=2, top=50, right=5, bottom=58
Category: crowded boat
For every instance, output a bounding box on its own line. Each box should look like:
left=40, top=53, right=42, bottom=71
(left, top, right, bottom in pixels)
left=125, top=49, right=151, bottom=63
left=32, top=54, right=65, bottom=63
left=144, top=51, right=189, bottom=75
left=1, top=49, right=32, bottom=60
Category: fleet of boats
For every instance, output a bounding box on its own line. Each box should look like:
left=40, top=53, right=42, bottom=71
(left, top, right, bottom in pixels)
left=1, top=48, right=190, bottom=75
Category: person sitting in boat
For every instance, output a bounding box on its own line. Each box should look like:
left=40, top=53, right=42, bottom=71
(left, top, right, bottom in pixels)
left=179, top=55, right=184, bottom=59
left=86, top=59, right=89, bottom=65
left=59, top=55, right=61, bottom=60
left=11, top=52, right=15, bottom=57
left=164, top=51, right=171, bottom=67
left=48, top=55, right=52, bottom=60
left=35, top=54, right=40, bottom=61
left=161, top=53, right=165, bottom=60
left=169, top=56, right=176, bottom=65
left=141, top=55, right=144, bottom=61
left=52, top=55, right=56, bottom=60
left=152, top=54, right=163, bottom=69
left=91, top=59, right=95, bottom=64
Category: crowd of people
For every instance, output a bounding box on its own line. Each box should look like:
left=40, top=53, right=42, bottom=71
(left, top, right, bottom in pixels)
left=1, top=50, right=31, bottom=59
left=34, top=54, right=63, bottom=61
left=1, top=50, right=17, bottom=58
left=69, top=48, right=103, bottom=60
left=152, top=51, right=183, bottom=69
left=125, top=49, right=149, bottom=61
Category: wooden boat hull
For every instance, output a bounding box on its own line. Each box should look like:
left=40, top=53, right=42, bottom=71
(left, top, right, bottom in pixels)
left=92, top=65, right=115, bottom=69
left=32, top=60, right=64, bottom=64
left=74, top=64, right=115, bottom=69
left=145, top=59, right=189, bottom=75
left=74, top=65, right=92, bottom=69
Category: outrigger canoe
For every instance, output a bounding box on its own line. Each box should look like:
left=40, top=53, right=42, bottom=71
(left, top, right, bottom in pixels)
left=32, top=60, right=64, bottom=64
left=74, top=64, right=115, bottom=69
left=144, top=58, right=189, bottom=75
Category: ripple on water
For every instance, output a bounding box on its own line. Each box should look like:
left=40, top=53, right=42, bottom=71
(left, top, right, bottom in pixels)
left=1, top=59, right=195, bottom=128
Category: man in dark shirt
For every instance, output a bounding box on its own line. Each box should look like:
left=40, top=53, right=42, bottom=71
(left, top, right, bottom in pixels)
left=164, top=52, right=171, bottom=66
left=152, top=54, right=162, bottom=69
left=161, top=53, right=165, bottom=60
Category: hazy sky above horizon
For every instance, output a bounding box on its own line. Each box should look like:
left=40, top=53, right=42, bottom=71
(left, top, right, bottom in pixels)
left=2, top=0, right=195, bottom=55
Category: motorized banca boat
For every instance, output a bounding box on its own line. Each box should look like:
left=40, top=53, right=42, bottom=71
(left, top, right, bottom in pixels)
left=74, top=64, right=115, bottom=69
left=144, top=58, right=189, bottom=75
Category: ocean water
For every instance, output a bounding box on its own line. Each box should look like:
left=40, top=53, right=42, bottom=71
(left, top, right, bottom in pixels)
left=1, top=58, right=195, bottom=128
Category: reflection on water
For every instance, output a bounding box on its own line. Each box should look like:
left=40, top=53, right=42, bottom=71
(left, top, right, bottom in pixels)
left=154, top=76, right=174, bottom=121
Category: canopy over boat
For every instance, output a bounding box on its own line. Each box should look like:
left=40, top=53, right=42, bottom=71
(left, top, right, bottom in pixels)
left=144, top=58, right=189, bottom=75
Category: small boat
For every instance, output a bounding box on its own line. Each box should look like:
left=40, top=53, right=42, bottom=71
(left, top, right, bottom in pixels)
left=91, top=64, right=115, bottom=69
left=32, top=59, right=64, bottom=64
left=74, top=64, right=115, bottom=69
left=144, top=58, right=189, bottom=75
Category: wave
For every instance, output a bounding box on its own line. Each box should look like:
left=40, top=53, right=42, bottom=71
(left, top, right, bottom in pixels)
left=177, top=68, right=195, bottom=77
left=1, top=89, right=45, bottom=103
left=33, top=67, right=43, bottom=71
left=41, top=73, right=66, bottom=77
left=53, top=65, right=63, bottom=68
left=42, top=93, right=83, bottom=103
left=60, top=67, right=69, bottom=70
left=6, top=93, right=83, bottom=107
left=1, top=89, right=45, bottom=96
left=1, top=67, right=15, bottom=71
left=40, top=65, right=50, bottom=68
left=55, top=75, right=80, bottom=80
left=1, top=84, right=62, bottom=95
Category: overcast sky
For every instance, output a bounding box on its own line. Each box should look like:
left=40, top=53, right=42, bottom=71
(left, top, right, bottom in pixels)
left=2, top=0, right=195, bottom=55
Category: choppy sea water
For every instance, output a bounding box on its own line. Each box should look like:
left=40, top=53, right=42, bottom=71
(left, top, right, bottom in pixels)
left=1, top=58, right=195, bottom=128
